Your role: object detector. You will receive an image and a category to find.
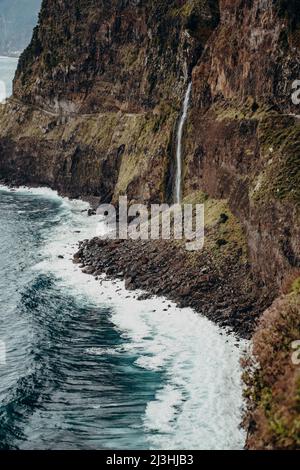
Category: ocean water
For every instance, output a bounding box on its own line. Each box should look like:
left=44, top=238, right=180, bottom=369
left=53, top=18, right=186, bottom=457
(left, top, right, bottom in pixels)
left=0, top=57, right=247, bottom=450
left=0, top=186, right=247, bottom=450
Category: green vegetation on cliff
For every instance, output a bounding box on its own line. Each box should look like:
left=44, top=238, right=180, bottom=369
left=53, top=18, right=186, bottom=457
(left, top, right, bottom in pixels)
left=244, top=292, right=300, bottom=449
left=0, top=0, right=300, bottom=451
left=255, top=116, right=300, bottom=205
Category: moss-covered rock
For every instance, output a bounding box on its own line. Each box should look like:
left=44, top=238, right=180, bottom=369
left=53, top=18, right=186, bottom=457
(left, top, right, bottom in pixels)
left=250, top=116, right=300, bottom=205
left=244, top=294, right=300, bottom=450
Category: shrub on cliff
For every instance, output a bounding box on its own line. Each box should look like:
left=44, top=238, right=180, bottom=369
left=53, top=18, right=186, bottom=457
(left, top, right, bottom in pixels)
left=244, top=292, right=300, bottom=449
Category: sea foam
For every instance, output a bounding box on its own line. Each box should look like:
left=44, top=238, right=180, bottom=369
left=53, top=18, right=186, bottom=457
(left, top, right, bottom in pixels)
left=1, top=185, right=248, bottom=450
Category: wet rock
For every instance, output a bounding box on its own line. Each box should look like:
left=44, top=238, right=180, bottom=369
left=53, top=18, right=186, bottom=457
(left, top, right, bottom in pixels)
left=219, top=213, right=229, bottom=224
left=137, top=293, right=152, bottom=301
left=82, top=266, right=96, bottom=275
left=74, top=232, right=271, bottom=339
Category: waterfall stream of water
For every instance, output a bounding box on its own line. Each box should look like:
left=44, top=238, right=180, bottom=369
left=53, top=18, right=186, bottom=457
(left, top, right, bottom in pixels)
left=174, top=82, right=192, bottom=204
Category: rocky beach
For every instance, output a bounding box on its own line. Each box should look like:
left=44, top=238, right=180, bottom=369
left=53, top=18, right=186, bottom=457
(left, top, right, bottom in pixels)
left=75, top=221, right=271, bottom=340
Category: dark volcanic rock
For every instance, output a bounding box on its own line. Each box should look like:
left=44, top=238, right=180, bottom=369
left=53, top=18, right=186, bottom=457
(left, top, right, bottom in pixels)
left=75, top=235, right=271, bottom=339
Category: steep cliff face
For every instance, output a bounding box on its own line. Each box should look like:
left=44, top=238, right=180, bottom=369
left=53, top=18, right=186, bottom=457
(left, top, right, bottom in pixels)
left=0, top=0, right=300, bottom=450
left=1, top=0, right=299, bottom=290
left=0, top=0, right=219, bottom=202
left=14, top=0, right=219, bottom=113
left=244, top=289, right=300, bottom=449
left=0, top=0, right=299, bottom=285
left=184, top=0, right=300, bottom=289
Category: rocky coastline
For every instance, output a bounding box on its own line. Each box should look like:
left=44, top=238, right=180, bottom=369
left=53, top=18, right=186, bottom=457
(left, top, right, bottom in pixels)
left=0, top=0, right=299, bottom=450
left=74, top=218, right=272, bottom=340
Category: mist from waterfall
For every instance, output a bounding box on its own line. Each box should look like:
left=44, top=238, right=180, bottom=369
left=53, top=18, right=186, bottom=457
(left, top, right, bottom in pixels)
left=174, top=82, right=192, bottom=204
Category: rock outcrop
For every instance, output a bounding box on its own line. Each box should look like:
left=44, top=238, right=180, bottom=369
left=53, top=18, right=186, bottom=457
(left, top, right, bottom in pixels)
left=244, top=289, right=300, bottom=449
left=75, top=192, right=272, bottom=339
left=0, top=0, right=219, bottom=203
left=1, top=0, right=299, bottom=288
left=185, top=0, right=300, bottom=289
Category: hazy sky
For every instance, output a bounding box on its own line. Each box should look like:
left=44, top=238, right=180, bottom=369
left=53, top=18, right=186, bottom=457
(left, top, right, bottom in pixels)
left=0, top=0, right=42, bottom=55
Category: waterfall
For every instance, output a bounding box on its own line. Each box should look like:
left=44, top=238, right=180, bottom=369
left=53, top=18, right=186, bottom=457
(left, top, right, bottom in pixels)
left=174, top=82, right=192, bottom=204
